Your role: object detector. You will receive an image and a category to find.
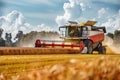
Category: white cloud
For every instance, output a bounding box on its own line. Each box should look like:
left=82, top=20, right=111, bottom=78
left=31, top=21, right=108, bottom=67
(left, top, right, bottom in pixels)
left=0, top=10, right=53, bottom=42
left=98, top=8, right=107, bottom=18
left=79, top=0, right=92, bottom=11
left=55, top=0, right=92, bottom=26
left=33, top=24, right=53, bottom=32
left=101, top=9, right=120, bottom=32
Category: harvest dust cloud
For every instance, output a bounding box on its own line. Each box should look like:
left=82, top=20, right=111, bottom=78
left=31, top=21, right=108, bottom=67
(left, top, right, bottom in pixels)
left=18, top=32, right=61, bottom=47
left=104, top=36, right=120, bottom=54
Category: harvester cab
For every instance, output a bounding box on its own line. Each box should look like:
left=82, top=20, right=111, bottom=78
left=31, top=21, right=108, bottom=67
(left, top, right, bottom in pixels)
left=59, top=21, right=106, bottom=39
left=35, top=21, right=106, bottom=54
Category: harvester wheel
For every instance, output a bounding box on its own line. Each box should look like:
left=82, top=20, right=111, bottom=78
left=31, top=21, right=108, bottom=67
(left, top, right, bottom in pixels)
left=84, top=40, right=93, bottom=54
left=98, top=46, right=106, bottom=54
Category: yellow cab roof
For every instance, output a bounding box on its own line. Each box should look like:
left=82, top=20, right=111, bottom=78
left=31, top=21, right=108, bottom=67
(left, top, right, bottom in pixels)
left=64, top=20, right=97, bottom=27
left=85, top=21, right=97, bottom=26
left=79, top=21, right=97, bottom=27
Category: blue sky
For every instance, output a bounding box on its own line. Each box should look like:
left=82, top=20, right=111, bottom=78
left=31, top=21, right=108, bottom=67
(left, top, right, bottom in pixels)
left=0, top=0, right=120, bottom=33
left=0, top=0, right=68, bottom=26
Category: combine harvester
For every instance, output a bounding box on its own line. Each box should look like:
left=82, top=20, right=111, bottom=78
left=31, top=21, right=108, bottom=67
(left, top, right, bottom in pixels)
left=35, top=21, right=106, bottom=54
left=0, top=21, right=106, bottom=55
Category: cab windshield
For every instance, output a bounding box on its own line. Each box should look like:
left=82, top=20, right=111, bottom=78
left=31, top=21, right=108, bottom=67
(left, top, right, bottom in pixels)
left=59, top=26, right=89, bottom=37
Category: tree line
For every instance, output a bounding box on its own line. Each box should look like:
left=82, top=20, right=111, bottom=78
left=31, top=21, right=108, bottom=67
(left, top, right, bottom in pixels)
left=0, top=28, right=59, bottom=47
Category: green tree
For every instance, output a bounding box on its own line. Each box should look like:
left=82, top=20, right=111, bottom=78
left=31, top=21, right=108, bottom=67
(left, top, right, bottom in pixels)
left=114, top=30, right=120, bottom=45
left=107, top=33, right=114, bottom=39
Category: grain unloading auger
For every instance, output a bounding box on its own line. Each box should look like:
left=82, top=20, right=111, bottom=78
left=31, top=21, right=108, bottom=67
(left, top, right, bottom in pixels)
left=35, top=21, right=106, bottom=54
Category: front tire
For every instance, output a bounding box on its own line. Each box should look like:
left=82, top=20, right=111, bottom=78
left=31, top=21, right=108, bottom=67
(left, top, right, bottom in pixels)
left=84, top=40, right=93, bottom=54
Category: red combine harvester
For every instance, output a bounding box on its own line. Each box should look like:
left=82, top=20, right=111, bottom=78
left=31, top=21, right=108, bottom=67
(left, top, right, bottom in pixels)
left=35, top=21, right=106, bottom=54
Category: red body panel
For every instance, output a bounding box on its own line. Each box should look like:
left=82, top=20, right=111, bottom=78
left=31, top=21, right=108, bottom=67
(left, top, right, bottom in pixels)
left=88, top=33, right=104, bottom=43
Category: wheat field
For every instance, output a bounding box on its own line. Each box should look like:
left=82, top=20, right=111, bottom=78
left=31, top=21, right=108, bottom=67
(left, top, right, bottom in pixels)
left=0, top=45, right=120, bottom=80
